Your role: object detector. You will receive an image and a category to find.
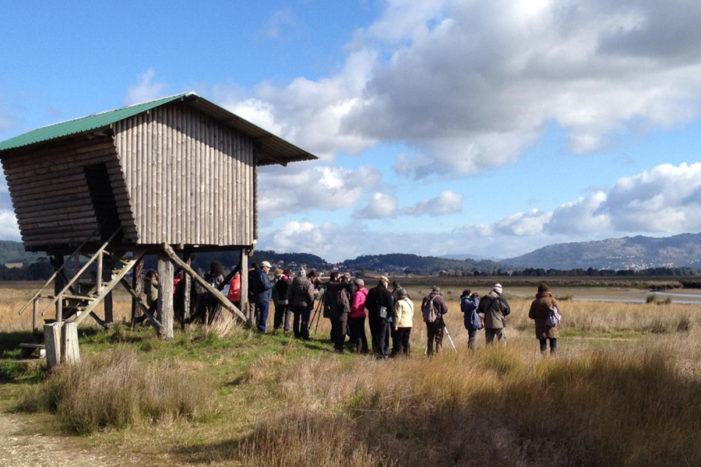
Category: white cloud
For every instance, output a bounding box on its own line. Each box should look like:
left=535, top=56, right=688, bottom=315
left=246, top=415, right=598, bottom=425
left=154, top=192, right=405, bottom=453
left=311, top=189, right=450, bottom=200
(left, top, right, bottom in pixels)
left=220, top=0, right=701, bottom=177
left=354, top=192, right=398, bottom=219
left=404, top=190, right=462, bottom=216
left=124, top=68, right=168, bottom=105
left=493, top=209, right=553, bottom=236
left=602, top=162, right=701, bottom=232
left=546, top=192, right=611, bottom=234
left=0, top=209, right=20, bottom=240
left=258, top=164, right=382, bottom=220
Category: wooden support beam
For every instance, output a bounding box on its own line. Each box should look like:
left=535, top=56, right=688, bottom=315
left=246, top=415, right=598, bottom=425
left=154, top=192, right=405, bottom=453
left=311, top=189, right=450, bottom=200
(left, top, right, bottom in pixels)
left=61, top=322, right=80, bottom=364
left=53, top=255, right=65, bottom=320
left=102, top=254, right=113, bottom=325
left=182, top=252, right=192, bottom=331
left=157, top=252, right=174, bottom=340
left=44, top=323, right=62, bottom=369
left=131, top=256, right=144, bottom=328
left=163, top=244, right=248, bottom=323
left=240, top=248, right=250, bottom=325
left=119, top=278, right=162, bottom=333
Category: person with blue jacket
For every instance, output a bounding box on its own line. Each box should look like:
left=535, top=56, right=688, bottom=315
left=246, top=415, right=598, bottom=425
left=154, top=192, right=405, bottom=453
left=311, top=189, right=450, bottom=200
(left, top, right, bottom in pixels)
left=251, top=261, right=273, bottom=332
left=460, top=289, right=481, bottom=350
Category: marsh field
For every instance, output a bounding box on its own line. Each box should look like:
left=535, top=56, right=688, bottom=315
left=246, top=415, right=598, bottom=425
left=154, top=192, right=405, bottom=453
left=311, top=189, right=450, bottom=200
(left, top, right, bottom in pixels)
left=1, top=279, right=701, bottom=466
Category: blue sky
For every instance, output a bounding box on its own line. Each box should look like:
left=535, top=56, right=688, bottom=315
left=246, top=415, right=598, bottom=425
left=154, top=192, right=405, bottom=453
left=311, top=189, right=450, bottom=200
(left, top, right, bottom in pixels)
left=1, top=1, right=701, bottom=262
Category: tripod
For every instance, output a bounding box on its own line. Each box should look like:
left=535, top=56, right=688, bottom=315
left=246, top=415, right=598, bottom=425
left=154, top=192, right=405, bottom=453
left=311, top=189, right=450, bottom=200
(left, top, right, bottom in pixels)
left=308, top=290, right=326, bottom=334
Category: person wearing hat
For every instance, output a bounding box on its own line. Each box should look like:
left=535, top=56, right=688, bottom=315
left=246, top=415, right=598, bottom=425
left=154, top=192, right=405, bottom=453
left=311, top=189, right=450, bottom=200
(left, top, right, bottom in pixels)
left=349, top=278, right=369, bottom=353
left=325, top=272, right=353, bottom=353
left=421, top=286, right=448, bottom=356
left=365, top=276, right=394, bottom=358
left=251, top=260, right=273, bottom=332
left=477, top=283, right=511, bottom=344
left=392, top=287, right=414, bottom=356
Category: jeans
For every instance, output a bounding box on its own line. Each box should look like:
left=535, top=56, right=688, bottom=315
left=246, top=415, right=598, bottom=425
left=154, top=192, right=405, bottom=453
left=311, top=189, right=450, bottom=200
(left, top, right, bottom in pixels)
left=485, top=328, right=506, bottom=344
left=331, top=313, right=349, bottom=352
left=369, top=316, right=391, bottom=357
left=539, top=337, right=557, bottom=354
left=348, top=316, right=368, bottom=353
left=467, top=328, right=478, bottom=350
left=426, top=319, right=444, bottom=356
left=273, top=303, right=291, bottom=331
left=255, top=300, right=270, bottom=332
left=394, top=327, right=411, bottom=356
left=292, top=305, right=311, bottom=339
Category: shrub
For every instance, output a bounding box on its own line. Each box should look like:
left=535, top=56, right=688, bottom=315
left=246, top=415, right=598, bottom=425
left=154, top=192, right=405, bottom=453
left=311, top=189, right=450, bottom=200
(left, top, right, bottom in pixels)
left=17, top=347, right=215, bottom=434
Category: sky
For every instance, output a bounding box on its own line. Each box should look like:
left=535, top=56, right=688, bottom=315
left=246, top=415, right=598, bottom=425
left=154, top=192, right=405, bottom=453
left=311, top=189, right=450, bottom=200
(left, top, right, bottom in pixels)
left=1, top=0, right=701, bottom=262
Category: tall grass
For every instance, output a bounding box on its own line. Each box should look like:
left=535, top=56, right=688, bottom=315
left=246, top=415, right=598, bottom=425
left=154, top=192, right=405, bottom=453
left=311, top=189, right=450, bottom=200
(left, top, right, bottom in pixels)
left=16, top=347, right=215, bottom=433
left=225, top=341, right=701, bottom=466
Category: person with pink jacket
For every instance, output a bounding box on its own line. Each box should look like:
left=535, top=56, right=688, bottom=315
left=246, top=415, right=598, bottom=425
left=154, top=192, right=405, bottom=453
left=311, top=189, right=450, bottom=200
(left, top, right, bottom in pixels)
left=348, top=278, right=369, bottom=353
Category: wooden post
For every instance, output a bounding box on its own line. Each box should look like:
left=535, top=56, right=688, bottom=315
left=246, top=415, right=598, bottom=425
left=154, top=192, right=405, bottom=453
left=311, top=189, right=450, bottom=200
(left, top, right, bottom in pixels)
left=240, top=248, right=250, bottom=325
left=96, top=251, right=103, bottom=296
left=157, top=252, right=174, bottom=339
left=102, top=254, right=113, bottom=326
left=32, top=298, right=37, bottom=334
left=61, top=322, right=80, bottom=364
left=131, top=256, right=144, bottom=327
left=57, top=292, right=63, bottom=324
left=44, top=323, right=62, bottom=369
left=53, top=255, right=65, bottom=320
left=182, top=251, right=192, bottom=331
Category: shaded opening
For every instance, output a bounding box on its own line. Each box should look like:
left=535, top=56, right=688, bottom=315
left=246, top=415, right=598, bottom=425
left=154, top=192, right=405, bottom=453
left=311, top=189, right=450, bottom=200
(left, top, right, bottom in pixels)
left=84, top=163, right=121, bottom=241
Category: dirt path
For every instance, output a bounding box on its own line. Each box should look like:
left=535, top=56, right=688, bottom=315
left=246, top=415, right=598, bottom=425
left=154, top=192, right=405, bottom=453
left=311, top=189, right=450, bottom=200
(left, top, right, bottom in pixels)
left=0, top=412, right=114, bottom=466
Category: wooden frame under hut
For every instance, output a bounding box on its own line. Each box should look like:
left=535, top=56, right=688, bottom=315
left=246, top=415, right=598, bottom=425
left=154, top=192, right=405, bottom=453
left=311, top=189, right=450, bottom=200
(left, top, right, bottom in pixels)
left=0, top=93, right=317, bottom=366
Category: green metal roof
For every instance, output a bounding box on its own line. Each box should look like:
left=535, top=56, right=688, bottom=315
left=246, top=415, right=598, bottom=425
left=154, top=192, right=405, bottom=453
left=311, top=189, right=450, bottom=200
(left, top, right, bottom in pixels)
left=0, top=93, right=188, bottom=152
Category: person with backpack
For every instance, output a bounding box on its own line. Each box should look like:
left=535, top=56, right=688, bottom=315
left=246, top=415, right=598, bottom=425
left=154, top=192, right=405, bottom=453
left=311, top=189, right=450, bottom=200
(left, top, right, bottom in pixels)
left=287, top=269, right=315, bottom=340
left=478, top=283, right=510, bottom=345
left=422, top=286, right=448, bottom=356
left=460, top=289, right=481, bottom=350
left=528, top=283, right=560, bottom=355
left=272, top=269, right=292, bottom=333
left=392, top=288, right=414, bottom=356
left=349, top=278, right=369, bottom=353
left=250, top=260, right=273, bottom=333
left=365, top=276, right=394, bottom=358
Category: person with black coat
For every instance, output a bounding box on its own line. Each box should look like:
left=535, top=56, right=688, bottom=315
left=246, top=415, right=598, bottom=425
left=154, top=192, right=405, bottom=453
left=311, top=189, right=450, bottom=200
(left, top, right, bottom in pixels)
left=365, top=276, right=394, bottom=358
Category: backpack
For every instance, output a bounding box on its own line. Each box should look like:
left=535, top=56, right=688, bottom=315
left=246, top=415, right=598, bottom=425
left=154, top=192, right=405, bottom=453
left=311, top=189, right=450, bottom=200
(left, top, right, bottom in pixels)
left=546, top=305, right=561, bottom=327
left=461, top=297, right=482, bottom=330
left=422, top=296, right=438, bottom=323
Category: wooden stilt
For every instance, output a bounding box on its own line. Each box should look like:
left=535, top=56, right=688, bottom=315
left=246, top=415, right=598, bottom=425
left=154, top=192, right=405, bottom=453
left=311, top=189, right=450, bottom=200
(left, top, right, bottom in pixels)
left=131, top=256, right=144, bottom=328
left=157, top=252, right=174, bottom=339
left=61, top=322, right=80, bottom=364
left=182, top=251, right=192, bottom=331
left=102, top=254, right=113, bottom=326
left=119, top=278, right=163, bottom=333
left=240, top=248, right=250, bottom=325
left=44, top=323, right=62, bottom=369
left=53, top=255, right=65, bottom=321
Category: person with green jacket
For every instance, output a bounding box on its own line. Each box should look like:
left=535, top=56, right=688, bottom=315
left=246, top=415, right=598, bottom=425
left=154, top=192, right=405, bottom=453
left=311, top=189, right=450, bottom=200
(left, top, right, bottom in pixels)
left=477, top=283, right=510, bottom=345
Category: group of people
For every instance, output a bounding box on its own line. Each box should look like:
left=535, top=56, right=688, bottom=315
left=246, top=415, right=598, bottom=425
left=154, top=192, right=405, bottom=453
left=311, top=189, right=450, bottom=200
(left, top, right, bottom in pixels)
left=140, top=261, right=562, bottom=356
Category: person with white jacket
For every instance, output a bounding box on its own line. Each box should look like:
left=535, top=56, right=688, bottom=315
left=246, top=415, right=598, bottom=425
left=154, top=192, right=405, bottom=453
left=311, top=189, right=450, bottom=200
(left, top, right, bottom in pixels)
left=392, top=288, right=414, bottom=356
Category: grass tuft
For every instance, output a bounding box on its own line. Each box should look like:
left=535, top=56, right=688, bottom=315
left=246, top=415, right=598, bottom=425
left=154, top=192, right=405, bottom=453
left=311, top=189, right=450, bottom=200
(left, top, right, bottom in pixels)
left=16, top=347, right=216, bottom=434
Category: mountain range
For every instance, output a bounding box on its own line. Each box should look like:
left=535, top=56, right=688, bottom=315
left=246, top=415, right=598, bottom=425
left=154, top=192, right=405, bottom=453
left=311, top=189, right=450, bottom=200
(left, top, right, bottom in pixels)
left=1, top=233, right=700, bottom=272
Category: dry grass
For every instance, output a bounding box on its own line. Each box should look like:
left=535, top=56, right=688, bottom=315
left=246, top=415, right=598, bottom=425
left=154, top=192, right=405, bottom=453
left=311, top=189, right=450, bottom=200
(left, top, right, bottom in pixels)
left=16, top=347, right=216, bottom=434
left=214, top=335, right=701, bottom=466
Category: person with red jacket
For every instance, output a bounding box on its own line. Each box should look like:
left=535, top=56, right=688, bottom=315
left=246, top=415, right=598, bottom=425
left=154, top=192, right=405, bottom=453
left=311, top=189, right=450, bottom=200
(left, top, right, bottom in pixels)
left=348, top=278, right=369, bottom=353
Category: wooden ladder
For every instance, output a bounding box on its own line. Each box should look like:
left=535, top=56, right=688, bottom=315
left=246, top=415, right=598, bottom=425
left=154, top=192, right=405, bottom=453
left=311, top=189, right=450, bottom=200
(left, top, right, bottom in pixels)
left=69, top=251, right=145, bottom=326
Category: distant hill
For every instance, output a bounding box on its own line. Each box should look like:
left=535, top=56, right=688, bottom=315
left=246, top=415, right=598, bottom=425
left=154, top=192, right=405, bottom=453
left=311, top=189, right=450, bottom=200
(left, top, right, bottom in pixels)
left=503, top=233, right=701, bottom=270
left=342, top=253, right=499, bottom=274
left=0, top=240, right=45, bottom=266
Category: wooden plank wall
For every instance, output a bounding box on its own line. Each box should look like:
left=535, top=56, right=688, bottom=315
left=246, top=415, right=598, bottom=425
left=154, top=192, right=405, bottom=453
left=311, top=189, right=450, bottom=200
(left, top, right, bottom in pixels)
left=112, top=103, right=256, bottom=246
left=1, top=135, right=137, bottom=249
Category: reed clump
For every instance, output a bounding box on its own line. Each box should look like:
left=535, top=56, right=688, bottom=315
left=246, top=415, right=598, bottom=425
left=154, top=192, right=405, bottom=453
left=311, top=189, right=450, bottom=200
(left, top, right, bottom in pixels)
left=17, top=347, right=215, bottom=434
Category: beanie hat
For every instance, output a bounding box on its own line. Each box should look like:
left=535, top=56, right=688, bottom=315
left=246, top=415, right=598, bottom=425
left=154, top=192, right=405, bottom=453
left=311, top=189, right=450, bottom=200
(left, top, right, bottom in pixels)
left=493, top=283, right=503, bottom=294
